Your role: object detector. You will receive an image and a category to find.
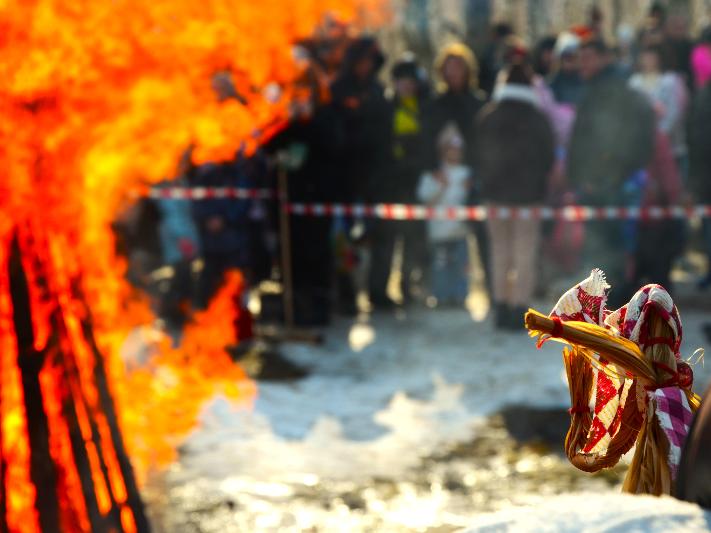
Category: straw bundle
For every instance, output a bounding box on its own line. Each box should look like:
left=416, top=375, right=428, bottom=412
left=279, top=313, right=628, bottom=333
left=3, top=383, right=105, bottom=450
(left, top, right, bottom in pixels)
left=525, top=309, right=701, bottom=495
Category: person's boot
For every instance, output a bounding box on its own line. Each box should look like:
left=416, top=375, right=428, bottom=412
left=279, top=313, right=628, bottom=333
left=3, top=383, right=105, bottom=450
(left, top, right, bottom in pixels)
left=293, top=293, right=317, bottom=327
left=311, top=289, right=332, bottom=327
left=336, top=273, right=358, bottom=316
left=494, top=303, right=510, bottom=330
left=370, top=293, right=396, bottom=311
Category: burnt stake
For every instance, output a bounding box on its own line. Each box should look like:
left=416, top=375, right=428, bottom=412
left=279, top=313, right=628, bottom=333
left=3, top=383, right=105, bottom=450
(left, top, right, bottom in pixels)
left=9, top=236, right=61, bottom=533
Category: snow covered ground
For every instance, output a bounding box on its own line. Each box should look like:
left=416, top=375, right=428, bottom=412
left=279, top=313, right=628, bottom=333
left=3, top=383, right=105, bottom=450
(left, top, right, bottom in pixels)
left=465, top=493, right=711, bottom=532
left=144, top=302, right=711, bottom=532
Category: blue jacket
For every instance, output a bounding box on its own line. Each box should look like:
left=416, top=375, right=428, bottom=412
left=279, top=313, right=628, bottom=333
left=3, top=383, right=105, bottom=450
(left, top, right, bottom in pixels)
left=155, top=181, right=201, bottom=265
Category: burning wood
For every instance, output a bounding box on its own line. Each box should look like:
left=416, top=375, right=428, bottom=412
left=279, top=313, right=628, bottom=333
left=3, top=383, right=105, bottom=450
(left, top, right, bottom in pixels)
left=6, top=231, right=149, bottom=532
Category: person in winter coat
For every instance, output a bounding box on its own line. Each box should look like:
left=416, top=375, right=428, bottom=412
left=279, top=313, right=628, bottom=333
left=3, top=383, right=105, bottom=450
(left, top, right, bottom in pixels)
left=493, top=39, right=575, bottom=149
left=629, top=45, right=688, bottom=171
left=330, top=36, right=389, bottom=314
left=417, top=123, right=471, bottom=307
left=478, top=23, right=514, bottom=97
left=568, top=39, right=656, bottom=204
left=423, top=42, right=490, bottom=298
left=628, top=46, right=689, bottom=293
left=691, top=27, right=711, bottom=90
left=475, top=63, right=555, bottom=329
left=665, top=15, right=694, bottom=91
left=267, top=98, right=344, bottom=326
left=632, top=132, right=684, bottom=293
left=533, top=36, right=558, bottom=78
left=637, top=1, right=667, bottom=51
left=191, top=160, right=253, bottom=308
left=549, top=38, right=583, bottom=106
left=424, top=43, right=486, bottom=172
left=567, top=39, right=656, bottom=307
left=368, top=55, right=430, bottom=308
left=330, top=36, right=389, bottom=204
left=689, top=82, right=711, bottom=289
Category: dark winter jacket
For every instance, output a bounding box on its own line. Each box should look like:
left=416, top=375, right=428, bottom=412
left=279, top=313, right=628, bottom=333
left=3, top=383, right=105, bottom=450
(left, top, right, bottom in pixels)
left=689, top=83, right=711, bottom=203
left=191, top=162, right=251, bottom=256
left=667, top=36, right=694, bottom=90
left=549, top=70, right=583, bottom=105
left=422, top=89, right=487, bottom=172
left=567, top=65, right=656, bottom=205
left=330, top=37, right=389, bottom=202
left=475, top=85, right=555, bottom=205
left=120, top=197, right=162, bottom=254
left=376, top=94, right=430, bottom=203
left=267, top=104, right=344, bottom=203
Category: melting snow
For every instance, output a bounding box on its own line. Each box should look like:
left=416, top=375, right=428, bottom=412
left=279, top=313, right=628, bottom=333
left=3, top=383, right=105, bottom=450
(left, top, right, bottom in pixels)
left=144, top=306, right=711, bottom=532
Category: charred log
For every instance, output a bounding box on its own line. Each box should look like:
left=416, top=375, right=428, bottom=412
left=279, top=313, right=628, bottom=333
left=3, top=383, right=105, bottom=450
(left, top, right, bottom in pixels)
left=6, top=231, right=151, bottom=532
left=9, top=236, right=61, bottom=533
left=52, top=315, right=123, bottom=530
left=83, top=314, right=151, bottom=533
left=58, top=357, right=108, bottom=532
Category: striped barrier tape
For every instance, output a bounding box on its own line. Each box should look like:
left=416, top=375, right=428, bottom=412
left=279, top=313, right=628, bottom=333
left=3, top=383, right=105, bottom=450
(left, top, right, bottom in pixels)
left=286, top=203, right=711, bottom=221
left=148, top=186, right=274, bottom=200
left=147, top=188, right=710, bottom=220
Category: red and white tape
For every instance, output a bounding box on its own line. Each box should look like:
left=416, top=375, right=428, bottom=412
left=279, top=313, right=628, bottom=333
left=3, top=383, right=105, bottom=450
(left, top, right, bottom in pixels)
left=148, top=187, right=274, bottom=200
left=287, top=203, right=711, bottom=221
left=147, top=188, right=711, bottom=220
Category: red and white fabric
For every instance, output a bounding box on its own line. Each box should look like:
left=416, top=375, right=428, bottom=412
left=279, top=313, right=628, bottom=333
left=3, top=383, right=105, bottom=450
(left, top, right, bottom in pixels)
left=547, top=270, right=695, bottom=478
left=652, top=387, right=693, bottom=479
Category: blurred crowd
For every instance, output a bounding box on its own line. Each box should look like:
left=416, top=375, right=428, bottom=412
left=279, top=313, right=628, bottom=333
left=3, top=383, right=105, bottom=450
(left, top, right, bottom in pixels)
left=117, top=4, right=711, bottom=334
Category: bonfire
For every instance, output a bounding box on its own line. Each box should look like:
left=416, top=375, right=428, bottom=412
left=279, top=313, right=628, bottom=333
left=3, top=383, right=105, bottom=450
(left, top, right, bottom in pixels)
left=0, top=1, right=382, bottom=531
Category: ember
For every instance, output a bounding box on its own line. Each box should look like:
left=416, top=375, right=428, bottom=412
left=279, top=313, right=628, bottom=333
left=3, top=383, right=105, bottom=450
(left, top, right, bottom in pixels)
left=0, top=1, right=382, bottom=532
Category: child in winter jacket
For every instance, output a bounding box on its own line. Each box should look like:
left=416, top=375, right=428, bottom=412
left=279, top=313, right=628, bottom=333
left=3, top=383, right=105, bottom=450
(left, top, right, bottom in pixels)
left=417, top=123, right=471, bottom=306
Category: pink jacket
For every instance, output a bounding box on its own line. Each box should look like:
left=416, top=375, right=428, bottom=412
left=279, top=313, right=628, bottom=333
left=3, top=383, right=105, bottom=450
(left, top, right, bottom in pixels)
left=692, top=44, right=711, bottom=89
left=533, top=76, right=576, bottom=146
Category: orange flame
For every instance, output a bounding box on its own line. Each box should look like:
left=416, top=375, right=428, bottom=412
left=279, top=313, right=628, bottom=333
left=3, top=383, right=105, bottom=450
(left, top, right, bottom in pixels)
left=116, top=271, right=257, bottom=476
left=0, top=1, right=386, bottom=531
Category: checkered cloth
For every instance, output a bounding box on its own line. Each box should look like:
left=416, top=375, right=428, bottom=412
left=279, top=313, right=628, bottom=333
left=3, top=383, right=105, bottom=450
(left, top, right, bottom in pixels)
left=548, top=270, right=694, bottom=477
left=651, top=387, right=693, bottom=479
left=607, top=284, right=693, bottom=478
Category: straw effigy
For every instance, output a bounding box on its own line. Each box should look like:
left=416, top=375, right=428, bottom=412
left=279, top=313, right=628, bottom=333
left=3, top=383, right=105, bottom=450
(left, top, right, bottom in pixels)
left=525, top=270, right=702, bottom=495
